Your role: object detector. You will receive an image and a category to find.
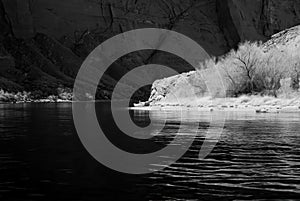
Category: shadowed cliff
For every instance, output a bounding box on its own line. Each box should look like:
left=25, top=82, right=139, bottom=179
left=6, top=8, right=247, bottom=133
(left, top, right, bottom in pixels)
left=0, top=0, right=299, bottom=100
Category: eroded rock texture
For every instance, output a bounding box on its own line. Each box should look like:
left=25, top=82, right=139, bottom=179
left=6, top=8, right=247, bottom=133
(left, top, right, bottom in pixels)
left=0, top=0, right=299, bottom=99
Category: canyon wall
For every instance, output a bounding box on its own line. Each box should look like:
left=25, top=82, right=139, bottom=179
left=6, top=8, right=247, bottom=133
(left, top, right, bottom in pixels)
left=2, top=0, right=300, bottom=53
left=0, top=0, right=299, bottom=99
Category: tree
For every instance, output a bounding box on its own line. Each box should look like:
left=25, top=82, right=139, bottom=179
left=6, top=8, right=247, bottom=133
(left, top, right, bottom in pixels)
left=219, top=41, right=263, bottom=95
left=255, top=49, right=288, bottom=97
left=289, top=55, right=300, bottom=90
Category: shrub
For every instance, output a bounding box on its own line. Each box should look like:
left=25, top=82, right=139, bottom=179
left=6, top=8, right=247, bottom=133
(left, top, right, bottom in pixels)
left=57, top=87, right=73, bottom=100
left=288, top=55, right=300, bottom=90
left=31, top=90, right=44, bottom=99
left=0, top=90, right=32, bottom=102
left=220, top=41, right=264, bottom=95
left=255, top=49, right=288, bottom=97
left=200, top=41, right=300, bottom=97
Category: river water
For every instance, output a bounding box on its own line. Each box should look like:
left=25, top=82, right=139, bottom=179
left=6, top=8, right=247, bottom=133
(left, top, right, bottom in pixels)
left=0, top=103, right=300, bottom=200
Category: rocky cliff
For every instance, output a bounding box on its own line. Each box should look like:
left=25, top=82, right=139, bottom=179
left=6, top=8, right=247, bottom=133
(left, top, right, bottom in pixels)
left=0, top=0, right=299, bottom=99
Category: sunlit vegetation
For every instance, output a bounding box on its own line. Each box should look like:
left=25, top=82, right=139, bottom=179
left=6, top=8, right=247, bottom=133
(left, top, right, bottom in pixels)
left=199, top=41, right=300, bottom=98
left=0, top=87, right=73, bottom=103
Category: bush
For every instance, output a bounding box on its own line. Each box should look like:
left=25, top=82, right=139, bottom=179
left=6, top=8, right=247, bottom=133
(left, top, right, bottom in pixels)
left=255, top=49, right=288, bottom=97
left=57, top=87, right=73, bottom=100
left=0, top=89, right=31, bottom=102
left=200, top=41, right=300, bottom=97
left=289, top=55, right=300, bottom=90
left=220, top=41, right=264, bottom=95
left=30, top=90, right=44, bottom=100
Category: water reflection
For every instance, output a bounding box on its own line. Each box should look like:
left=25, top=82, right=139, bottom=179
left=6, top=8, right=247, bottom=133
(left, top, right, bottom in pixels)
left=0, top=103, right=300, bottom=200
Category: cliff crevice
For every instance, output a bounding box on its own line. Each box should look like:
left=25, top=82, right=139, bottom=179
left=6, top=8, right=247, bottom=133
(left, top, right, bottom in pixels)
left=0, top=0, right=299, bottom=99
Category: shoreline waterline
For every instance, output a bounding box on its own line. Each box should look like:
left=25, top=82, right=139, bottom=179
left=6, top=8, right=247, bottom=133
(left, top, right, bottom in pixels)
left=129, top=105, right=300, bottom=113
left=130, top=96, right=300, bottom=114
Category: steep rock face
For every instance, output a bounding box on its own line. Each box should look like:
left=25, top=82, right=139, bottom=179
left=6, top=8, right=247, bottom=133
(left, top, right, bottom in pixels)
left=263, top=25, right=300, bottom=52
left=216, top=0, right=241, bottom=48
left=148, top=71, right=208, bottom=104
left=3, top=0, right=300, bottom=55
left=1, top=0, right=34, bottom=38
left=227, top=0, right=300, bottom=41
left=0, top=0, right=299, bottom=99
left=0, top=44, right=23, bottom=91
left=2, top=0, right=232, bottom=55
left=0, top=0, right=10, bottom=39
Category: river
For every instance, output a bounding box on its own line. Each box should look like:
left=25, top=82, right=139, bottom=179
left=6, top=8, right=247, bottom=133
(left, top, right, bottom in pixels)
left=0, top=103, right=300, bottom=200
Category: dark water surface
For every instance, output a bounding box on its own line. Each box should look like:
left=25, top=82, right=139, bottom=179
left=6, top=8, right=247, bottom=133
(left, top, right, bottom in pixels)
left=0, top=103, right=300, bottom=200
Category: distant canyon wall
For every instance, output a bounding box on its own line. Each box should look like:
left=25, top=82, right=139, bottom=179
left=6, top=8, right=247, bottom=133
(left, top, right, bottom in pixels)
left=1, top=0, right=300, bottom=55
left=0, top=0, right=299, bottom=99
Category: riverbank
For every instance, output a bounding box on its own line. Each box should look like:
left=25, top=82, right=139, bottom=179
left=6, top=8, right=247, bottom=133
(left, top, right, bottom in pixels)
left=0, top=99, right=72, bottom=104
left=0, top=89, right=72, bottom=104
left=131, top=95, right=300, bottom=113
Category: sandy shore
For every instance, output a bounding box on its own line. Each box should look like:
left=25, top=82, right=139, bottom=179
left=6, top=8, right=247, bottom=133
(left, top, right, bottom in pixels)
left=130, top=96, right=300, bottom=113
left=130, top=105, right=300, bottom=114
